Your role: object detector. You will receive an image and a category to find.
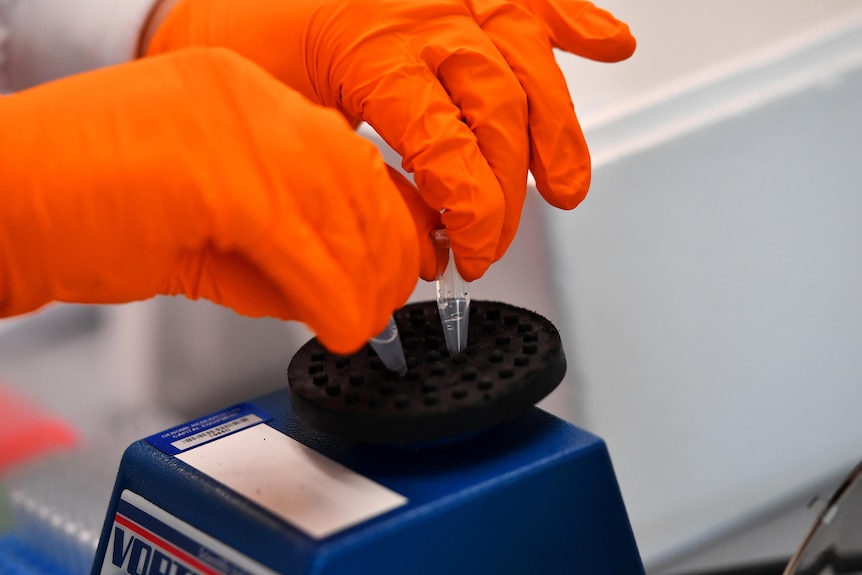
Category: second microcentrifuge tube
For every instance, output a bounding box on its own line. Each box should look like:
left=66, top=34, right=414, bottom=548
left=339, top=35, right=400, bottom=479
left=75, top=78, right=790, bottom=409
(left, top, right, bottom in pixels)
left=433, top=229, right=470, bottom=356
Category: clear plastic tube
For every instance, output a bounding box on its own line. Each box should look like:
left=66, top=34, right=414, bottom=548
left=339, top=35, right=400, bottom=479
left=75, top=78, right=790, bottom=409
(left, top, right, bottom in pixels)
left=369, top=315, right=408, bottom=375
left=432, top=229, right=470, bottom=356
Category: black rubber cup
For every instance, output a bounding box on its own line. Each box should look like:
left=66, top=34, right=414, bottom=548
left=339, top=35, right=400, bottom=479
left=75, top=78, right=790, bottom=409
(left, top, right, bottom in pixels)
left=287, top=300, right=566, bottom=444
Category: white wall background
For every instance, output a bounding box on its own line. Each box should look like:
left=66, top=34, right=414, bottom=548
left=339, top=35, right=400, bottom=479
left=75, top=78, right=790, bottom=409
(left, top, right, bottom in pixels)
left=545, top=0, right=862, bottom=566
left=559, top=0, right=862, bottom=117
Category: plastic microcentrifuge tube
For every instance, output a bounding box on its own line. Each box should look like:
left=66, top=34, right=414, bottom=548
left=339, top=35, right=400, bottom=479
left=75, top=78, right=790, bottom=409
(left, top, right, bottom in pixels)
left=432, top=229, right=470, bottom=356
left=369, top=315, right=408, bottom=376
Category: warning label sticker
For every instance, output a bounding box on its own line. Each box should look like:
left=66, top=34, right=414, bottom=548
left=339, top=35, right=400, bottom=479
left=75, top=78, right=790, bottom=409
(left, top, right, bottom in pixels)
left=145, top=403, right=272, bottom=455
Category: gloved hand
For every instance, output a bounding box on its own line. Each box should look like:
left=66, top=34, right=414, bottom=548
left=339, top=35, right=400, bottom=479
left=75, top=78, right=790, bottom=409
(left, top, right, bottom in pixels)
left=0, top=48, right=420, bottom=355
left=143, top=0, right=636, bottom=281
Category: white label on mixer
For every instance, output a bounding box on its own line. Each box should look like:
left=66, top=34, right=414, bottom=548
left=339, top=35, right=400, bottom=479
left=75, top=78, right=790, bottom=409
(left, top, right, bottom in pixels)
left=176, top=424, right=408, bottom=539
left=146, top=403, right=273, bottom=455
left=100, top=490, right=278, bottom=575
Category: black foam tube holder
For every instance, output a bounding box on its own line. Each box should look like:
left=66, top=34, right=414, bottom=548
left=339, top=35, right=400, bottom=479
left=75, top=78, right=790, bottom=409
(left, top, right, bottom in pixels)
left=288, top=300, right=566, bottom=444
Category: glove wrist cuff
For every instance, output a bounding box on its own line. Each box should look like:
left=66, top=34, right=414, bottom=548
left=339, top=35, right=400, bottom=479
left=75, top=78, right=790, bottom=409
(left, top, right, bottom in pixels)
left=0, top=0, right=156, bottom=92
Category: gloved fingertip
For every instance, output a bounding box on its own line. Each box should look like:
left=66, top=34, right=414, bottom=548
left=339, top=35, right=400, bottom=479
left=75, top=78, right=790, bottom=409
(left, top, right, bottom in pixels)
left=605, top=27, right=637, bottom=62
left=318, top=336, right=365, bottom=357
left=419, top=253, right=438, bottom=282
left=343, top=111, right=364, bottom=130
left=316, top=319, right=372, bottom=356
left=543, top=1, right=636, bottom=63
left=542, top=184, right=589, bottom=211
left=534, top=166, right=591, bottom=211
left=578, top=4, right=637, bottom=61
left=385, top=165, right=442, bottom=283
left=302, top=290, right=373, bottom=356
left=454, top=254, right=492, bottom=283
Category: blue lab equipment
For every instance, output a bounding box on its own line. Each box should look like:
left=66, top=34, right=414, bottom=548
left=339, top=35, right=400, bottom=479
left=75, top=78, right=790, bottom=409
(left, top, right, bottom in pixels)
left=85, top=388, right=644, bottom=575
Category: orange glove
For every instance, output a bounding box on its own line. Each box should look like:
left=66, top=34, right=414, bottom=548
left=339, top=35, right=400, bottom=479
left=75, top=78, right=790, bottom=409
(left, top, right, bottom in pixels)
left=0, top=49, right=420, bottom=355
left=142, top=0, right=635, bottom=281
